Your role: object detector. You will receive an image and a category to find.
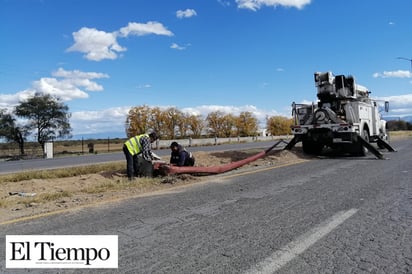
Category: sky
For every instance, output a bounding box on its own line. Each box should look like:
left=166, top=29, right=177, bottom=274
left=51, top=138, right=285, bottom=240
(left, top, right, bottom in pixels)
left=1, top=0, right=412, bottom=139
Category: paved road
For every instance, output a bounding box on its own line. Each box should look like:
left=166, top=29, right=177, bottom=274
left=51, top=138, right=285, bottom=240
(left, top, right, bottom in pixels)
left=0, top=140, right=411, bottom=273
left=0, top=140, right=283, bottom=175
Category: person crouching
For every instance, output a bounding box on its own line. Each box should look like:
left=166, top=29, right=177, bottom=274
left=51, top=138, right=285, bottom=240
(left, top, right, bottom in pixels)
left=169, top=141, right=195, bottom=167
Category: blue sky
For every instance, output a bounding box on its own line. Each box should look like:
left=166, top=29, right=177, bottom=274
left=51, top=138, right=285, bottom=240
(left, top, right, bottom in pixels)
left=1, top=0, right=412, bottom=138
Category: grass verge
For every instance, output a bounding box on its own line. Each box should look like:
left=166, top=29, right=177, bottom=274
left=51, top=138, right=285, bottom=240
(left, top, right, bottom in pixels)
left=0, top=162, right=125, bottom=184
left=80, top=177, right=161, bottom=194
left=389, top=130, right=412, bottom=138
left=0, top=162, right=167, bottom=210
left=16, top=191, right=73, bottom=207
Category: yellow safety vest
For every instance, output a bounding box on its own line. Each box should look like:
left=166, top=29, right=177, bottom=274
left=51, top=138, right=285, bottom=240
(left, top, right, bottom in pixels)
left=124, top=134, right=147, bottom=156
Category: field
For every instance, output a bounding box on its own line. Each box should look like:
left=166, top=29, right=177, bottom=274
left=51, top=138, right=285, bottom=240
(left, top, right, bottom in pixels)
left=388, top=130, right=412, bottom=139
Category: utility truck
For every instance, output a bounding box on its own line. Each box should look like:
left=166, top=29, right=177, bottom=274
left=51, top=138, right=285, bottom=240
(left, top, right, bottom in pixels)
left=285, top=72, right=395, bottom=159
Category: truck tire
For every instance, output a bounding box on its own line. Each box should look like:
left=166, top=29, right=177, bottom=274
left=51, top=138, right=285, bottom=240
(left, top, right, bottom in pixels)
left=302, top=139, right=324, bottom=155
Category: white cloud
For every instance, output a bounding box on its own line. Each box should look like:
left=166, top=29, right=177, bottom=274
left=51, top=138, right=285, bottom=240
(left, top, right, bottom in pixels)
left=372, top=71, right=412, bottom=116
left=71, top=106, right=130, bottom=135
left=0, top=68, right=109, bottom=107
left=170, top=43, right=187, bottom=50
left=67, top=22, right=173, bottom=61
left=373, top=70, right=412, bottom=78
left=181, top=104, right=282, bottom=123
left=118, top=21, right=173, bottom=37
left=0, top=91, right=35, bottom=109
left=377, top=94, right=412, bottom=118
left=236, top=0, right=311, bottom=11
left=52, top=67, right=109, bottom=80
left=137, top=84, right=152, bottom=89
left=218, top=0, right=231, bottom=7
left=52, top=68, right=109, bottom=92
left=300, top=99, right=315, bottom=105
left=378, top=94, right=412, bottom=107
left=176, top=9, right=197, bottom=19
left=67, top=27, right=126, bottom=61
left=31, top=78, right=90, bottom=101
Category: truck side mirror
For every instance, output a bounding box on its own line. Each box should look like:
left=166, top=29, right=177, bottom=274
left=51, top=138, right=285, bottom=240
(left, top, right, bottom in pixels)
left=384, top=101, right=389, bottom=112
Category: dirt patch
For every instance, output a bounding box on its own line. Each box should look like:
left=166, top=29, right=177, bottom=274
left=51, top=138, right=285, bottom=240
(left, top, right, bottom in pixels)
left=0, top=148, right=308, bottom=224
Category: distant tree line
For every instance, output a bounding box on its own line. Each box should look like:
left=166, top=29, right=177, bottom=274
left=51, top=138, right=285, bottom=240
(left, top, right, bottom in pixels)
left=125, top=105, right=293, bottom=139
left=1, top=99, right=295, bottom=156
left=0, top=93, right=71, bottom=155
left=386, top=120, right=412, bottom=131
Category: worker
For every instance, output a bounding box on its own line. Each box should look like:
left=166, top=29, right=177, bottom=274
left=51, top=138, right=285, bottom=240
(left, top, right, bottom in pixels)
left=169, top=141, right=195, bottom=166
left=123, top=131, right=159, bottom=180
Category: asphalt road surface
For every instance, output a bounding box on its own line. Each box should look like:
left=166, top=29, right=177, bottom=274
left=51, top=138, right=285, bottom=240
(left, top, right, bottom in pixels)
left=0, top=139, right=411, bottom=273
left=0, top=140, right=282, bottom=175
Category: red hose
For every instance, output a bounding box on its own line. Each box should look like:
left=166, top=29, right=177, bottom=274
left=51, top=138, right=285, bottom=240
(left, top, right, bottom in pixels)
left=159, top=140, right=283, bottom=175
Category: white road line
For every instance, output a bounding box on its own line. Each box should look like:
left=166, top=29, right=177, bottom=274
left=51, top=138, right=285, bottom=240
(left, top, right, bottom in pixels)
left=245, top=208, right=358, bottom=274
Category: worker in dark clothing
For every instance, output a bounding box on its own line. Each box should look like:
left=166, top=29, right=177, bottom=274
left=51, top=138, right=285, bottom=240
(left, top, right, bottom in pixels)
left=123, top=131, right=159, bottom=180
left=169, top=141, right=195, bottom=166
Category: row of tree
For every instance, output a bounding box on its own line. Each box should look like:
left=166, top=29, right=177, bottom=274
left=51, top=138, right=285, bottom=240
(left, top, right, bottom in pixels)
left=386, top=120, right=412, bottom=131
left=125, top=105, right=294, bottom=139
left=1, top=95, right=294, bottom=156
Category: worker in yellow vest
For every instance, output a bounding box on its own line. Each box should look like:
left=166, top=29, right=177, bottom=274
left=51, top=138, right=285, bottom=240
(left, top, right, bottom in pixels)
left=123, top=131, right=159, bottom=180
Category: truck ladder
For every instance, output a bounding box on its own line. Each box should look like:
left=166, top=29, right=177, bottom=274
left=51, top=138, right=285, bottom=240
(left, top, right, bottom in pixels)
left=357, top=135, right=385, bottom=159
left=283, top=135, right=302, bottom=151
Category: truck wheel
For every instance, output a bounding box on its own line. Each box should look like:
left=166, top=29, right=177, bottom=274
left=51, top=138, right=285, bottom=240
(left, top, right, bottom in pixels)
left=302, top=140, right=324, bottom=155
